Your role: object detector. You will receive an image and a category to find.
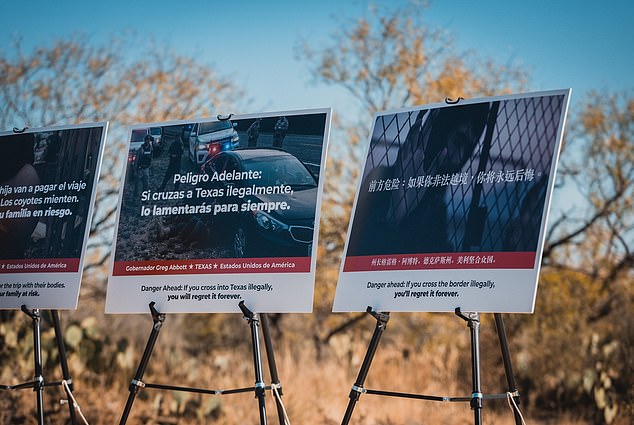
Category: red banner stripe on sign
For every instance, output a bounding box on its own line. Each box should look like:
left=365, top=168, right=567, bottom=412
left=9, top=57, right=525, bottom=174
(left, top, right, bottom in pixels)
left=0, top=258, right=80, bottom=273
left=113, top=257, right=311, bottom=276
left=343, top=252, right=536, bottom=272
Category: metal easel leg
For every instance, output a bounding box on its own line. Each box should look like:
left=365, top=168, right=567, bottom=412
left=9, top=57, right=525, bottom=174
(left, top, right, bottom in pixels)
left=119, top=302, right=165, bottom=425
left=494, top=313, right=522, bottom=425
left=21, top=305, right=45, bottom=425
left=51, top=310, right=78, bottom=425
left=456, top=308, right=483, bottom=425
left=261, top=313, right=286, bottom=425
left=239, top=301, right=268, bottom=425
left=341, top=307, right=390, bottom=425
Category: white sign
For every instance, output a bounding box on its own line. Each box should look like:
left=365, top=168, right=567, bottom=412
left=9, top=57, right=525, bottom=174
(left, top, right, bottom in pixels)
left=0, top=123, right=108, bottom=310
left=333, top=90, right=571, bottom=313
left=106, top=109, right=331, bottom=313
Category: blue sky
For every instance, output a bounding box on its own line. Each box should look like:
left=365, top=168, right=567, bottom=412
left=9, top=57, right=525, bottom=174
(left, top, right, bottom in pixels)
left=1, top=0, right=632, bottom=119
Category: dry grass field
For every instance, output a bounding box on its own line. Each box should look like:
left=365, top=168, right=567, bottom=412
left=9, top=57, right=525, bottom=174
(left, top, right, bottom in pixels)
left=1, top=310, right=616, bottom=425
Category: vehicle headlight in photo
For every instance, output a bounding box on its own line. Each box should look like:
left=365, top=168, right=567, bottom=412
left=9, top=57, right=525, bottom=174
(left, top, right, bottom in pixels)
left=254, top=211, right=288, bottom=232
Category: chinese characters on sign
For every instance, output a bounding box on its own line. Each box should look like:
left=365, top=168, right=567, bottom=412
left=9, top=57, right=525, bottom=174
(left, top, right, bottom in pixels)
left=367, top=168, right=538, bottom=193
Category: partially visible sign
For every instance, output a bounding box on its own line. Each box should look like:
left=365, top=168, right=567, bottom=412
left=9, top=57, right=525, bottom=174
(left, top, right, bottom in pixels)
left=106, top=109, right=331, bottom=313
left=0, top=123, right=107, bottom=309
left=333, top=90, right=570, bottom=313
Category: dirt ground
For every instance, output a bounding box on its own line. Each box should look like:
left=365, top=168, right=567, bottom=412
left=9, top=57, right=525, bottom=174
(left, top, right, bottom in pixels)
left=114, top=142, right=234, bottom=263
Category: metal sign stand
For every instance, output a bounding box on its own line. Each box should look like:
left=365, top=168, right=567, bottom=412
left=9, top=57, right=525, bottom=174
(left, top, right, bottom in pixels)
left=118, top=301, right=287, bottom=425
left=340, top=306, right=523, bottom=425
left=240, top=301, right=269, bottom=425
left=1, top=306, right=78, bottom=425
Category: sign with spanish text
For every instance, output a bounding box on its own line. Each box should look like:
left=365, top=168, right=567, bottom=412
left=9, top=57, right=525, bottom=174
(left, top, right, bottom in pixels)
left=0, top=123, right=107, bottom=309
left=106, top=109, right=331, bottom=313
left=333, top=90, right=570, bottom=313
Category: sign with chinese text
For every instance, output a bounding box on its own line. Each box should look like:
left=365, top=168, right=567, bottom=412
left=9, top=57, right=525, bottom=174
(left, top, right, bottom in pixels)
left=333, top=90, right=570, bottom=313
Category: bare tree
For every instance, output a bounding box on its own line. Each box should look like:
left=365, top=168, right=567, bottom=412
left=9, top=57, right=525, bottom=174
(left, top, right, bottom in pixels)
left=546, top=93, right=633, bottom=279
left=525, top=92, right=633, bottom=423
left=0, top=35, right=244, bottom=297
left=300, top=5, right=633, bottom=422
left=298, top=2, right=529, bottom=343
left=298, top=3, right=527, bottom=118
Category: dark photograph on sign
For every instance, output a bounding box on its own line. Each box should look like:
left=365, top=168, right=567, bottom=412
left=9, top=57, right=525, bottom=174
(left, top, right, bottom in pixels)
left=346, top=95, right=566, bottom=257
left=0, top=128, right=103, bottom=260
left=114, top=113, right=327, bottom=262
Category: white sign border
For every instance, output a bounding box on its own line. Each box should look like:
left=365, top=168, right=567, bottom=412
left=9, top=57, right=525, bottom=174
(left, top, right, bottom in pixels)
left=0, top=122, right=108, bottom=310
left=333, top=89, right=571, bottom=313
left=106, top=108, right=331, bottom=314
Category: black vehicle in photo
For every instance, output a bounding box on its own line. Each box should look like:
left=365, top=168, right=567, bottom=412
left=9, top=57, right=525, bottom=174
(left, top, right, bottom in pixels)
left=202, top=148, right=317, bottom=258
